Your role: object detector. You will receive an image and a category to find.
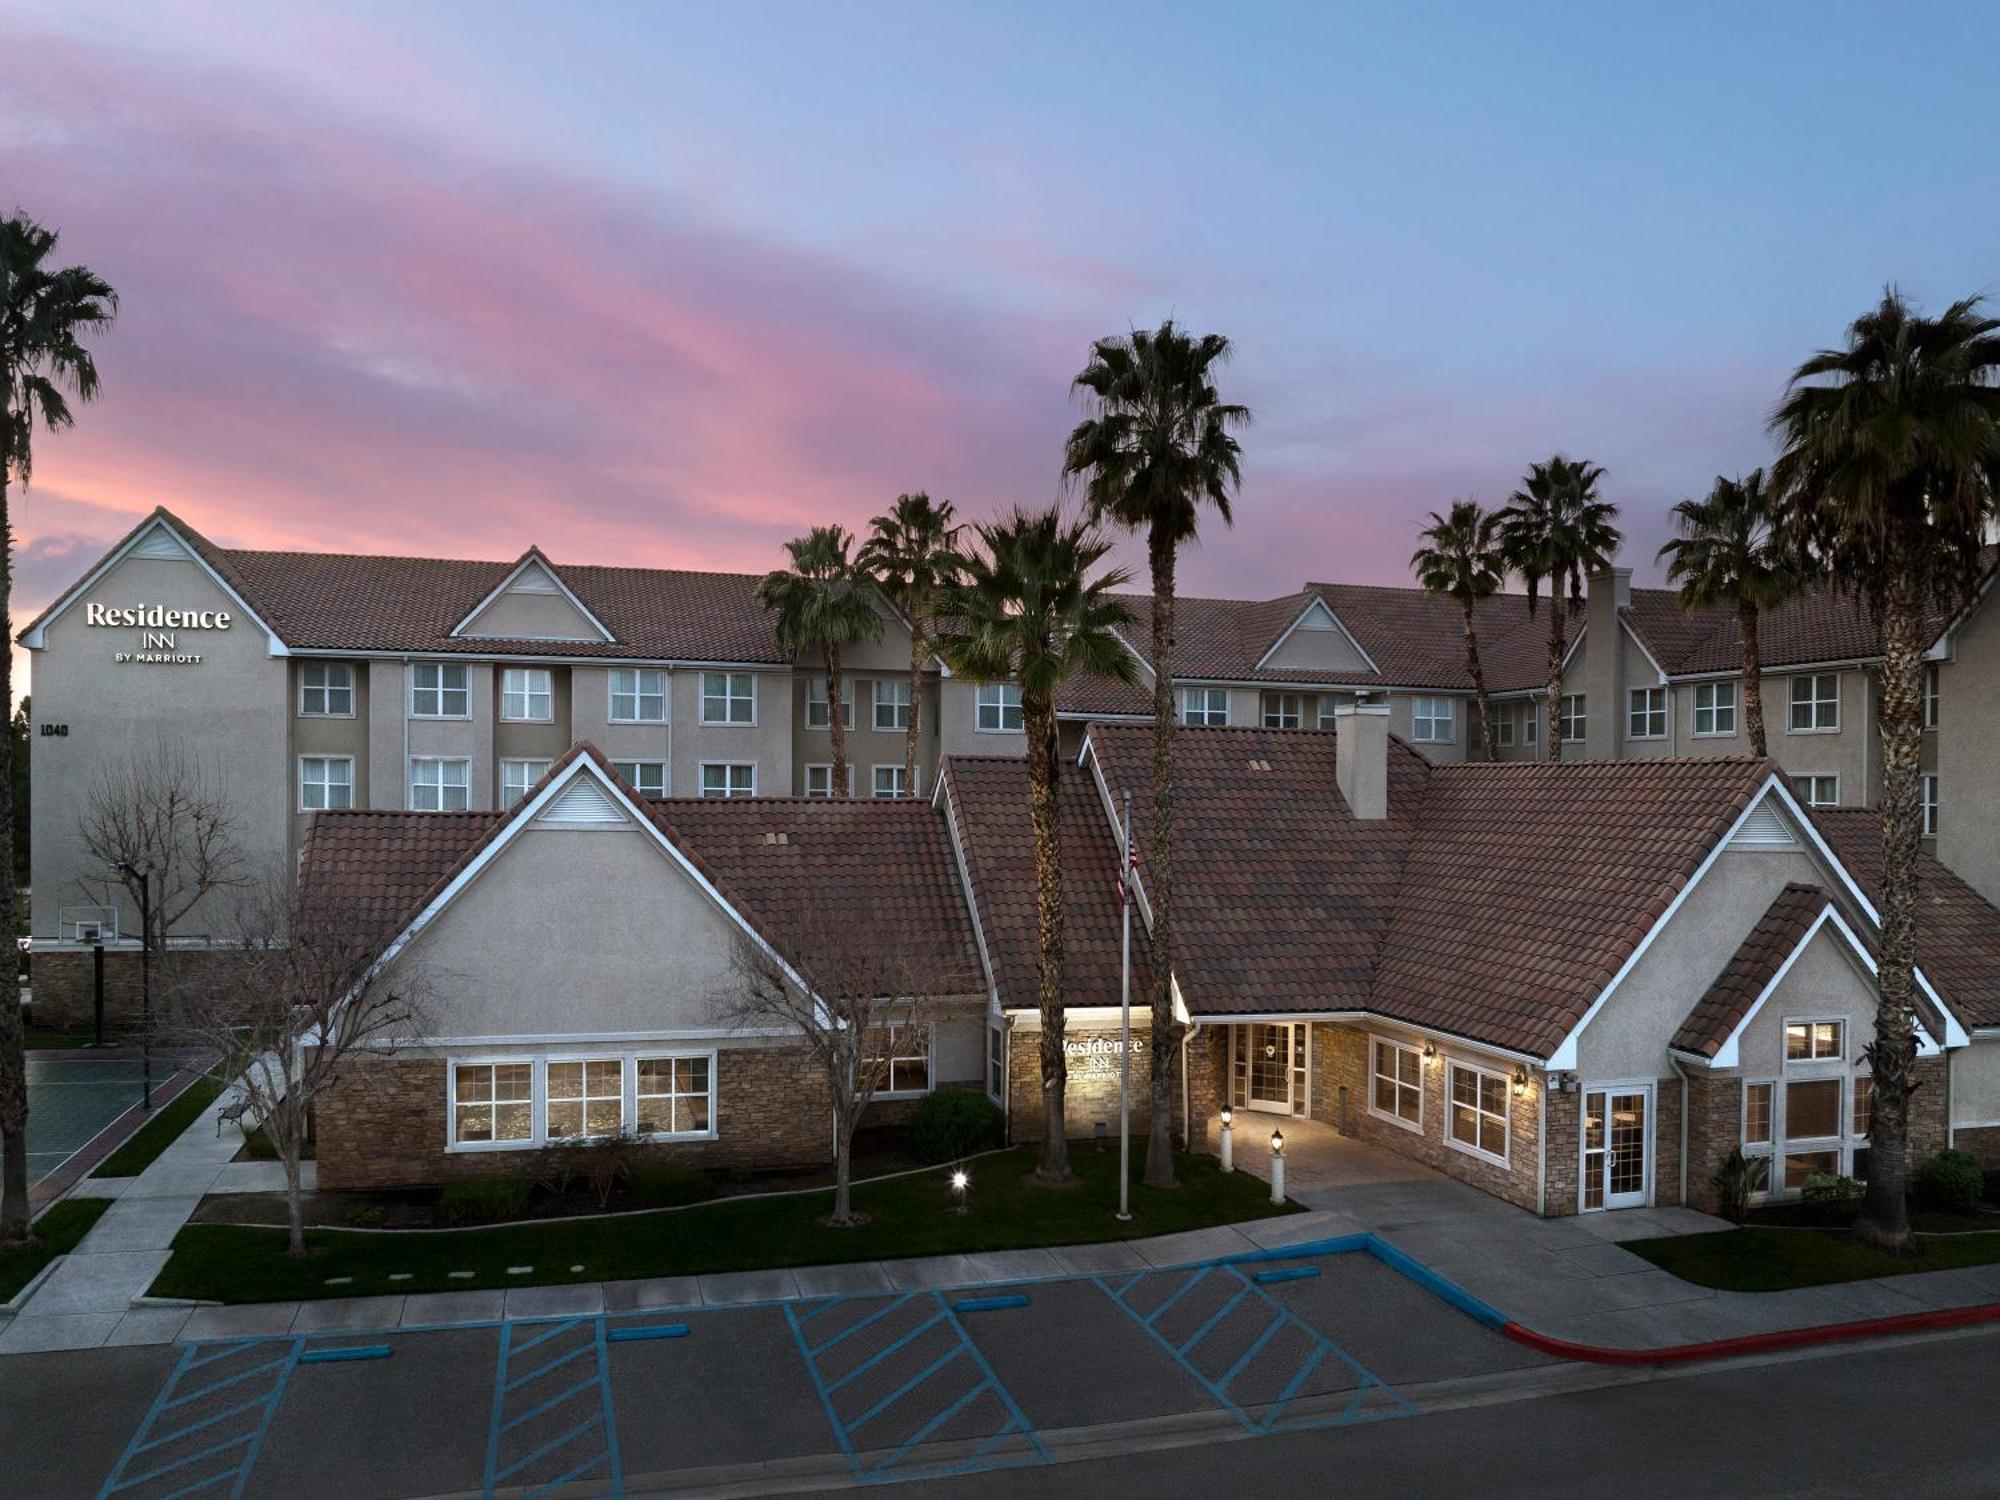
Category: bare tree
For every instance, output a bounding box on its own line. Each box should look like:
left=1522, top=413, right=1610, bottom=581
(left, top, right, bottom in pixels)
left=716, top=907, right=961, bottom=1226
left=176, top=872, right=440, bottom=1255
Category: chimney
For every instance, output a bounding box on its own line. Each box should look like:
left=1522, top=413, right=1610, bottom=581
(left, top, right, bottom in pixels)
left=1578, top=565, right=1631, bottom=759
left=1334, top=703, right=1390, bottom=820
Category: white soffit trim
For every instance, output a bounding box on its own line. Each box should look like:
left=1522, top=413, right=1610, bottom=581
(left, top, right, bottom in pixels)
left=932, top=765, right=1002, bottom=1008
left=1254, top=594, right=1381, bottom=675
left=18, top=514, right=289, bottom=656
left=449, top=550, right=616, bottom=643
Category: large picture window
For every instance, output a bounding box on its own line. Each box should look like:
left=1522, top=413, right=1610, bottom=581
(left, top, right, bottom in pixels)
left=701, top=672, right=756, bottom=725
left=452, top=1062, right=533, bottom=1146
left=976, top=682, right=1023, bottom=732
left=609, top=669, right=667, bottom=723
left=1370, top=1038, right=1423, bottom=1131
left=298, top=756, right=354, bottom=812
left=636, top=1055, right=713, bottom=1137
left=411, top=662, right=469, bottom=718
left=546, top=1058, right=624, bottom=1140
left=873, top=1025, right=932, bottom=1096
left=409, top=757, right=470, bottom=811
left=1447, top=1061, right=1509, bottom=1164
left=299, top=661, right=354, bottom=717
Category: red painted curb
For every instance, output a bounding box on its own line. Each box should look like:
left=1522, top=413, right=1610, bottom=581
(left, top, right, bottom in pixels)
left=1502, top=1300, right=2000, bottom=1365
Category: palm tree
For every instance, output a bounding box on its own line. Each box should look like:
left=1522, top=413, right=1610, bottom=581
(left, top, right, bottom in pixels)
left=1496, top=456, right=1621, bottom=763
left=1411, top=500, right=1506, bottom=760
left=1064, top=321, right=1248, bottom=1189
left=932, top=509, right=1137, bottom=1185
left=1770, top=289, right=2000, bottom=1255
left=757, top=526, right=881, bottom=796
left=0, top=214, right=116, bottom=1248
left=1657, top=471, right=1793, bottom=757
left=857, top=493, right=961, bottom=796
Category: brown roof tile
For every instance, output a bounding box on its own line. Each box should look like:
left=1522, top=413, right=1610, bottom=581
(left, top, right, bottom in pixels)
left=1671, top=883, right=1830, bottom=1059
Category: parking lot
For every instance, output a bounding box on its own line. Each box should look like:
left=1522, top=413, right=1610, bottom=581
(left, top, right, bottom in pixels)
left=0, top=1238, right=1558, bottom=1497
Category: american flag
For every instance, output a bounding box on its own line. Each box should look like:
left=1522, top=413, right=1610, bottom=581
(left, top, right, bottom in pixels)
left=1120, top=833, right=1138, bottom=906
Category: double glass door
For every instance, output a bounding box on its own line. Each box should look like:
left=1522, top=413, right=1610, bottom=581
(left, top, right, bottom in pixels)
left=1582, top=1087, right=1650, bottom=1211
left=1230, top=1024, right=1305, bottom=1115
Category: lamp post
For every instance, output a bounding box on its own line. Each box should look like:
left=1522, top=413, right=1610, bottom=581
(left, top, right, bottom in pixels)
left=1219, top=1104, right=1234, bottom=1173
left=1115, top=790, right=1133, bottom=1223
left=1269, top=1128, right=1286, bottom=1206
left=114, top=860, right=153, bottom=1113
left=949, top=1167, right=970, bottom=1216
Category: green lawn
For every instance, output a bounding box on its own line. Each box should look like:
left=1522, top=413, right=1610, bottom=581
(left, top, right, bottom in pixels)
left=152, top=1147, right=1296, bottom=1304
left=1629, top=1225, right=2000, bottom=1292
left=23, top=1029, right=102, bottom=1050
left=1, top=1199, right=112, bottom=1303
left=90, top=1075, right=225, bottom=1178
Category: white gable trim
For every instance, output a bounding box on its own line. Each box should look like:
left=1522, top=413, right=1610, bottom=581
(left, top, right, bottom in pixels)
left=450, top=549, right=615, bottom=642
left=18, top=513, right=288, bottom=656
left=931, top=765, right=1002, bottom=1009
left=1254, top=594, right=1380, bottom=674
left=1621, top=616, right=1669, bottom=686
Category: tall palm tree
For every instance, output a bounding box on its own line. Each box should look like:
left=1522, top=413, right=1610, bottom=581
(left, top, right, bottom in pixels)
left=757, top=525, right=881, bottom=797
left=1411, top=500, right=1505, bottom=760
left=0, top=214, right=116, bottom=1248
left=857, top=493, right=961, bottom=795
left=1770, top=289, right=2000, bottom=1255
left=1064, top=321, right=1248, bottom=1189
left=1657, top=471, right=1793, bottom=757
left=1496, top=456, right=1621, bottom=763
left=932, top=509, right=1137, bottom=1185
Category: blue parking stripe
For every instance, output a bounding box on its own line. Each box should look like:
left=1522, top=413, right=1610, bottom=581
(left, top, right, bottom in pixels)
left=1142, top=1265, right=1210, bottom=1326
left=605, top=1322, right=689, bottom=1342
left=98, top=1335, right=304, bottom=1500
left=825, top=1310, right=944, bottom=1394
left=297, top=1345, right=391, bottom=1364
left=1253, top=1265, right=1321, bottom=1285
left=807, top=1290, right=915, bottom=1358
left=483, top=1317, right=623, bottom=1499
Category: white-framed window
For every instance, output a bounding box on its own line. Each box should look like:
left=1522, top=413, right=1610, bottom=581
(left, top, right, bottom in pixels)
left=1627, top=686, right=1667, bottom=740
left=410, top=661, right=470, bottom=718
left=872, top=764, right=917, bottom=798
left=1693, top=681, right=1737, bottom=737
left=806, top=675, right=854, bottom=730
left=1788, top=673, right=1840, bottom=733
left=1317, top=697, right=1341, bottom=731
left=500, top=667, right=553, bottom=722
left=1779, top=1075, right=1845, bottom=1191
left=1411, top=696, right=1454, bottom=744
left=701, top=671, right=756, bottom=725
left=545, top=1057, right=624, bottom=1140
left=986, top=1021, right=1006, bottom=1104
left=803, top=764, right=853, bottom=798
left=501, top=758, right=552, bottom=804
left=700, top=762, right=756, bottom=798
left=636, top=1054, right=714, bottom=1138
left=1852, top=1075, right=1873, bottom=1140
left=1743, top=1080, right=1775, bottom=1150
left=409, top=757, right=471, bottom=811
left=976, top=682, right=1023, bottom=732
left=1370, top=1037, right=1423, bottom=1132
left=609, top=668, right=667, bottom=724
left=450, top=1061, right=534, bottom=1147
left=1924, top=664, right=1940, bottom=730
left=1446, top=1060, right=1509, bottom=1165
left=1495, top=708, right=1514, bottom=748
left=874, top=1024, right=932, bottom=1096
left=1523, top=701, right=1538, bottom=745
left=298, top=661, right=354, bottom=717
left=1261, top=692, right=1302, bottom=730
left=1923, top=774, right=1939, bottom=837
left=1793, top=774, right=1839, bottom=808
left=875, top=678, right=912, bottom=732
left=298, top=756, right=354, bottom=812
left=1180, top=686, right=1229, bottom=727
left=1784, top=1019, right=1845, bottom=1063
left=612, top=760, right=667, bottom=798
left=1559, top=693, right=1586, bottom=743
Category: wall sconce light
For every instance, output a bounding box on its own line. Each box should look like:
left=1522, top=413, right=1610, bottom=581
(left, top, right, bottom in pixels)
left=1421, top=1041, right=1439, bottom=1064
left=1512, top=1066, right=1531, bottom=1098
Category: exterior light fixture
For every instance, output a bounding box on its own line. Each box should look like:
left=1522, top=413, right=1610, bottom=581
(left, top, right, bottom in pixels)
left=1513, top=1066, right=1531, bottom=1098
left=1219, top=1105, right=1235, bottom=1173
left=1422, top=1041, right=1438, bottom=1064
left=1270, top=1129, right=1284, bottom=1157
left=949, top=1167, right=970, bottom=1214
left=1263, top=1040, right=1277, bottom=1060
left=1268, top=1129, right=1287, bottom=1206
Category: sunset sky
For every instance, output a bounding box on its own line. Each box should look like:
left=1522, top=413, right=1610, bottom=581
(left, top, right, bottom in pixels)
left=4, top=1, right=1998, bottom=681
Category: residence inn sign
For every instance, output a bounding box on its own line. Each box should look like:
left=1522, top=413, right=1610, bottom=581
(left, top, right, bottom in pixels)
left=84, top=599, right=233, bottom=664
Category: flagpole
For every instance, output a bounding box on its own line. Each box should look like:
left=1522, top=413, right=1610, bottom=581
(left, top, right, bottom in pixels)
left=1117, top=789, right=1133, bottom=1222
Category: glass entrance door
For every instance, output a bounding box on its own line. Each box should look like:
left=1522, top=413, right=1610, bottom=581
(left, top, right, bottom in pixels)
left=1245, top=1024, right=1294, bottom=1113
left=1582, top=1087, right=1650, bottom=1211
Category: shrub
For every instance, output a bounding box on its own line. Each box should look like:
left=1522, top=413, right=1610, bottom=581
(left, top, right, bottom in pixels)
left=344, top=1203, right=387, bottom=1228
left=439, top=1177, right=532, bottom=1223
left=1708, top=1147, right=1768, bottom=1221
left=908, top=1091, right=1004, bottom=1165
left=1799, top=1173, right=1863, bottom=1221
left=629, top=1163, right=715, bottom=1209
left=1916, top=1149, right=1986, bottom=1214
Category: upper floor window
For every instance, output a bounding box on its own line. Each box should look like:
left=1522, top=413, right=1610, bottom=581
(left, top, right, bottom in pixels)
left=1923, top=774, right=1939, bottom=837
left=1789, top=674, right=1840, bottom=733
left=804, top=764, right=851, bottom=798
left=609, top=668, right=667, bottom=724
left=1181, top=687, right=1229, bottom=727
left=1793, top=774, right=1839, bottom=808
left=806, top=675, right=854, bottom=730
left=299, top=662, right=354, bottom=717
left=501, top=758, right=552, bottom=804
left=1924, top=664, right=1940, bottom=730
left=1495, top=708, right=1514, bottom=748
left=410, top=757, right=470, bottom=812
left=976, top=682, right=1023, bottom=733
left=411, top=662, right=469, bottom=718
left=1693, top=681, right=1737, bottom=737
left=1411, top=696, right=1454, bottom=743
left=700, top=762, right=755, bottom=798
left=1784, top=1019, right=1844, bottom=1063
left=1316, top=697, right=1341, bottom=731
left=1559, top=693, right=1586, bottom=743
left=1523, top=701, right=1538, bottom=745
left=872, top=764, right=917, bottom=799
left=1627, top=686, right=1668, bottom=740
left=298, top=756, right=354, bottom=812
left=875, top=678, right=912, bottom=732
left=701, top=672, right=755, bottom=726
left=1260, top=692, right=1302, bottom=730
left=613, top=760, right=666, bottom=798
left=500, top=667, right=553, bottom=723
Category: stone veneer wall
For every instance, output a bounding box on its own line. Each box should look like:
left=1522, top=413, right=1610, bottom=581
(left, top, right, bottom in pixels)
left=1955, top=1126, right=2000, bottom=1168
left=316, top=1045, right=833, bottom=1191
left=1004, top=1020, right=1224, bottom=1145
left=30, top=948, right=253, bottom=1030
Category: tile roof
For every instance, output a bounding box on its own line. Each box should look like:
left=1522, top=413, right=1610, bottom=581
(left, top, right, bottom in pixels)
left=1671, top=883, right=1831, bottom=1059
left=1813, top=810, right=2000, bottom=1030
left=1082, top=725, right=1429, bottom=1014
left=939, top=757, right=1153, bottom=1010
left=298, top=808, right=504, bottom=954
left=1304, top=583, right=1584, bottom=693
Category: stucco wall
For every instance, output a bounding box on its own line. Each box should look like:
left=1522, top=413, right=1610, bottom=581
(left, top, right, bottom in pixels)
left=938, top=678, right=1026, bottom=761
left=1262, top=608, right=1372, bottom=673
left=1383, top=690, right=1467, bottom=764
left=1951, top=1036, right=2000, bottom=1130
left=1937, top=583, right=2000, bottom=905
left=459, top=588, right=604, bottom=641
left=664, top=668, right=792, bottom=797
